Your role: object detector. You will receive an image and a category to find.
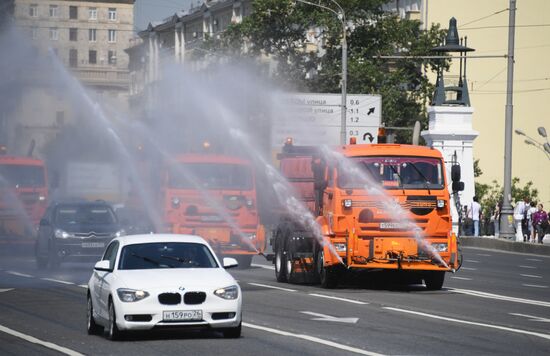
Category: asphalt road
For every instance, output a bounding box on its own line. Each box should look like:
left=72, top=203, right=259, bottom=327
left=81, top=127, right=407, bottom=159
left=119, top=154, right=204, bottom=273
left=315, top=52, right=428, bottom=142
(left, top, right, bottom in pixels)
left=0, top=244, right=549, bottom=355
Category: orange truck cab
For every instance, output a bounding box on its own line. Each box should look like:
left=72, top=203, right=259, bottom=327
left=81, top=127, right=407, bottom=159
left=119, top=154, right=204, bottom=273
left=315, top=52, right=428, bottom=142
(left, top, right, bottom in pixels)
left=272, top=141, right=462, bottom=289
left=162, top=153, right=265, bottom=267
left=0, top=155, right=48, bottom=238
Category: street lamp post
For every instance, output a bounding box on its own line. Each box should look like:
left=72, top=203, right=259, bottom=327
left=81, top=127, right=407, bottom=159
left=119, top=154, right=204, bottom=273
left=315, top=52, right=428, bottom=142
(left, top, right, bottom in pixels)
left=294, top=0, right=347, bottom=145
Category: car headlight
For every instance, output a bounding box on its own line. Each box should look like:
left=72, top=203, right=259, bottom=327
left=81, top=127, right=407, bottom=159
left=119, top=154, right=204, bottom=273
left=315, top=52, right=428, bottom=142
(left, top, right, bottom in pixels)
left=437, top=199, right=445, bottom=209
left=115, top=229, right=126, bottom=237
left=431, top=243, right=448, bottom=252
left=54, top=229, right=73, bottom=239
left=342, top=199, right=352, bottom=209
left=214, top=285, right=239, bottom=300
left=117, top=288, right=150, bottom=302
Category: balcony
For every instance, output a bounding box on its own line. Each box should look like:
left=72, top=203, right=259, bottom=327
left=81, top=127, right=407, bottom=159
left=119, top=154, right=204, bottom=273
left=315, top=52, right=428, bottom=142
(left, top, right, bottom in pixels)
left=70, top=67, right=130, bottom=90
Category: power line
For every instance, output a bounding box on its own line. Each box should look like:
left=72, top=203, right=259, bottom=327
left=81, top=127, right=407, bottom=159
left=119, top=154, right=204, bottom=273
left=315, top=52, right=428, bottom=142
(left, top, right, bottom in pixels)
left=459, top=8, right=509, bottom=28
left=462, top=24, right=550, bottom=30
left=472, top=87, right=550, bottom=94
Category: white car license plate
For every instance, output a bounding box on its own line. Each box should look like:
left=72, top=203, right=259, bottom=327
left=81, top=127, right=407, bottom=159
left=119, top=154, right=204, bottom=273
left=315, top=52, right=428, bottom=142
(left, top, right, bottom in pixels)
left=163, top=310, right=203, bottom=321
left=82, top=242, right=105, bottom=248
left=380, top=222, right=408, bottom=230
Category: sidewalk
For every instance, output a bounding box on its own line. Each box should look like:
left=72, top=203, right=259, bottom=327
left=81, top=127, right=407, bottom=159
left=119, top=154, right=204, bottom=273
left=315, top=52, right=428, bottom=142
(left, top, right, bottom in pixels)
left=460, top=235, right=550, bottom=256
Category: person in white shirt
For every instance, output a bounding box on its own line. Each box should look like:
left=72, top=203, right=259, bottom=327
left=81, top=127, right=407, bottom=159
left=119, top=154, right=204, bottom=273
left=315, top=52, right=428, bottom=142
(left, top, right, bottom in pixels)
left=513, top=197, right=528, bottom=242
left=526, top=201, right=537, bottom=242
left=468, top=196, right=482, bottom=237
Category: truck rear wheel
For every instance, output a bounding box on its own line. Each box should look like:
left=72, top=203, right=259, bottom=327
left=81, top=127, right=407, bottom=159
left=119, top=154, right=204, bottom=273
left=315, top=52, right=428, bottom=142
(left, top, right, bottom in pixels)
left=317, top=251, right=338, bottom=289
left=274, top=242, right=287, bottom=283
left=424, top=271, right=445, bottom=290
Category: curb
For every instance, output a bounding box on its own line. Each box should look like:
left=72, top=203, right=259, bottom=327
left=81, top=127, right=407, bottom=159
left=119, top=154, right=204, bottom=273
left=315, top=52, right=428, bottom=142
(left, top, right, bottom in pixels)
left=460, top=236, right=550, bottom=256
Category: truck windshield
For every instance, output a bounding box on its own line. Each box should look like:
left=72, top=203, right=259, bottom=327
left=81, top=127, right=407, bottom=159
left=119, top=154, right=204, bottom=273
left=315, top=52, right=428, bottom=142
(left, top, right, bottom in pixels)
left=168, top=163, right=253, bottom=190
left=0, top=164, right=45, bottom=188
left=338, top=156, right=444, bottom=190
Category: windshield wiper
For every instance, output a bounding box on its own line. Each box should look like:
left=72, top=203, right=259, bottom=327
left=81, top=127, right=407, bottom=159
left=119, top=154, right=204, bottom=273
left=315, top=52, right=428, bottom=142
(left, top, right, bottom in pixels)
left=131, top=253, right=170, bottom=267
left=387, top=164, right=405, bottom=195
left=407, top=162, right=432, bottom=194
left=161, top=255, right=189, bottom=263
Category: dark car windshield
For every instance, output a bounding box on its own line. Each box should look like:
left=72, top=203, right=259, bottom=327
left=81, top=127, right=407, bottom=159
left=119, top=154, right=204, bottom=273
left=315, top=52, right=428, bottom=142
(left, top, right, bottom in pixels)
left=55, top=205, right=117, bottom=225
left=0, top=164, right=45, bottom=188
left=338, top=156, right=444, bottom=190
left=168, top=163, right=252, bottom=190
left=118, top=242, right=219, bottom=270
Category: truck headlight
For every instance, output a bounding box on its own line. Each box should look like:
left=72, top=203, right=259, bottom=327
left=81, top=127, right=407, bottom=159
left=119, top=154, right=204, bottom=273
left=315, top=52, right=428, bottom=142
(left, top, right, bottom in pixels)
left=437, top=199, right=445, bottom=209
left=343, top=199, right=352, bottom=209
left=334, top=243, right=347, bottom=252
left=214, top=285, right=239, bottom=300
left=431, top=243, right=448, bottom=252
left=117, top=288, right=149, bottom=302
left=54, top=229, right=72, bottom=239
left=171, top=197, right=181, bottom=208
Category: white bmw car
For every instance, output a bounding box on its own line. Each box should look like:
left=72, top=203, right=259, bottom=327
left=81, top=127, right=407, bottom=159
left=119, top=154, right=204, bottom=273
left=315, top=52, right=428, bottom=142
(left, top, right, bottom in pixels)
left=87, top=234, right=242, bottom=340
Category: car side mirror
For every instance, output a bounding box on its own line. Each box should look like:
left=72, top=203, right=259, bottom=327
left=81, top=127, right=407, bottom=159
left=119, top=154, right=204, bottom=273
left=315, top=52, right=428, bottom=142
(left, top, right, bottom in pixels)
left=222, top=257, right=238, bottom=269
left=452, top=181, right=465, bottom=193
left=94, top=260, right=112, bottom=272
left=39, top=219, right=49, bottom=227
left=451, top=165, right=461, bottom=182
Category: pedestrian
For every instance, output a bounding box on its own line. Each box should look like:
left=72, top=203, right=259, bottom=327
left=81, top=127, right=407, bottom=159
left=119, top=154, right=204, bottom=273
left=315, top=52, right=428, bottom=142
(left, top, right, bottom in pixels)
left=526, top=201, right=537, bottom=242
left=493, top=201, right=502, bottom=238
left=468, top=196, right=482, bottom=237
left=532, top=204, right=548, bottom=244
left=513, top=197, right=528, bottom=242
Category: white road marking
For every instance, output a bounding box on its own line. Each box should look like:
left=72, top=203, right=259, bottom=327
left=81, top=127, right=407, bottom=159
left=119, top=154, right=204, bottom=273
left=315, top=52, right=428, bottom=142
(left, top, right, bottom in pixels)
left=384, top=307, right=550, bottom=341
left=301, top=311, right=359, bottom=324
left=251, top=263, right=275, bottom=270
left=6, top=271, right=33, bottom=278
left=460, top=267, right=477, bottom=271
left=526, top=258, right=543, bottom=262
left=449, top=288, right=550, bottom=308
left=243, top=322, right=384, bottom=356
left=520, top=274, right=542, bottom=278
left=451, top=277, right=472, bottom=281
left=476, top=254, right=492, bottom=257
left=522, top=284, right=548, bottom=289
left=0, top=324, right=84, bottom=356
left=465, top=260, right=480, bottom=263
left=519, top=265, right=537, bottom=269
left=40, top=278, right=74, bottom=285
left=308, top=293, right=368, bottom=305
left=0, top=288, right=14, bottom=293
left=78, top=285, right=88, bottom=289
left=248, top=283, right=296, bottom=292
left=509, top=313, right=550, bottom=323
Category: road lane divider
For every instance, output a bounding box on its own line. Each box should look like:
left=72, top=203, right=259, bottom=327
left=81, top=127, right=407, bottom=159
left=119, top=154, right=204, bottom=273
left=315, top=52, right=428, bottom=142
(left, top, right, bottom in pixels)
left=40, top=278, right=75, bottom=285
left=520, top=274, right=542, bottom=278
left=251, top=263, right=275, bottom=270
left=6, top=271, right=33, bottom=278
left=449, top=288, right=550, bottom=307
left=460, top=267, right=477, bottom=271
left=519, top=265, right=537, bottom=269
left=0, top=324, right=84, bottom=356
left=526, top=258, right=542, bottom=262
left=300, top=311, right=359, bottom=323
left=509, top=313, right=550, bottom=323
left=450, top=277, right=472, bottom=281
left=248, top=283, right=297, bottom=292
left=243, top=322, right=385, bottom=356
left=383, top=307, right=550, bottom=341
left=0, top=288, right=14, bottom=293
left=465, top=260, right=480, bottom=263
left=522, top=284, right=548, bottom=289
left=308, top=293, right=368, bottom=305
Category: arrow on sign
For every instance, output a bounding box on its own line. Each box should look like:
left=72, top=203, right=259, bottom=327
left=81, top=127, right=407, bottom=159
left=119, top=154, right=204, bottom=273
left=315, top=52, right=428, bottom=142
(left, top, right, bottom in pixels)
left=367, top=107, right=375, bottom=115
left=301, top=311, right=359, bottom=324
left=363, top=132, right=374, bottom=142
left=510, top=313, right=550, bottom=323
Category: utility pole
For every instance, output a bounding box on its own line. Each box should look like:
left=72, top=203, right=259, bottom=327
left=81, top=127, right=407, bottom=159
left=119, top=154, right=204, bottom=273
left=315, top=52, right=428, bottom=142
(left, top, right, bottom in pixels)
left=340, top=14, right=347, bottom=145
left=499, top=0, right=517, bottom=239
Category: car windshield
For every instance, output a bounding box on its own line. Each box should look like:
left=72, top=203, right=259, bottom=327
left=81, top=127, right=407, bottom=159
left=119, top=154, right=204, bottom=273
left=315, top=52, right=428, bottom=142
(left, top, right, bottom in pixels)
left=118, top=242, right=219, bottom=270
left=338, top=156, right=444, bottom=190
left=168, top=163, right=253, bottom=190
left=55, top=205, right=117, bottom=225
left=0, top=164, right=45, bottom=188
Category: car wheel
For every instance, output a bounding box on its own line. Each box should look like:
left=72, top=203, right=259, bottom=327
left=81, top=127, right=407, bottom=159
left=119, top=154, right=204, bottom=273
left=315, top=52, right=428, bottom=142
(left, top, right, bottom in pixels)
left=222, top=322, right=242, bottom=338
left=106, top=300, right=123, bottom=340
left=274, top=240, right=287, bottom=283
left=317, top=251, right=338, bottom=289
left=87, top=294, right=103, bottom=335
left=424, top=271, right=445, bottom=290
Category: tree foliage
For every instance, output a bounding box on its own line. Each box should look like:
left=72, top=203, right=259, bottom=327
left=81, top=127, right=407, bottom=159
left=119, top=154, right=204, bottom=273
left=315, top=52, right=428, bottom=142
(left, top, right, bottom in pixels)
left=475, top=177, right=539, bottom=216
left=200, top=0, right=447, bottom=141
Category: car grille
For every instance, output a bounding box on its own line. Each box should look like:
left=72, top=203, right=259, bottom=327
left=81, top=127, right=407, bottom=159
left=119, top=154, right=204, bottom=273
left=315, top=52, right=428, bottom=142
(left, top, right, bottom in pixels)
left=73, top=232, right=112, bottom=238
left=184, top=292, right=206, bottom=305
left=158, top=292, right=181, bottom=305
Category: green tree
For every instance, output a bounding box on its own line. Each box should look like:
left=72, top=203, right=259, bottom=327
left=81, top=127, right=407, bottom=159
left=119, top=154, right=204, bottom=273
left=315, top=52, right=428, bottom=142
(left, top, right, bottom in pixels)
left=475, top=177, right=539, bottom=217
left=201, top=0, right=447, bottom=141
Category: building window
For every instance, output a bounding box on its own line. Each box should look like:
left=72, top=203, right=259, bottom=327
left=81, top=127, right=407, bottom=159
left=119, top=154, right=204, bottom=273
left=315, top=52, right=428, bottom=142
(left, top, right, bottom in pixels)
left=29, top=4, right=38, bottom=17
left=69, top=6, right=78, bottom=19
left=31, top=27, right=38, bottom=40
left=89, top=7, right=97, bottom=20
left=108, top=50, right=117, bottom=65
left=69, top=28, right=77, bottom=41
left=49, top=5, right=58, bottom=18
left=108, top=8, right=117, bottom=21
left=49, top=28, right=59, bottom=41
left=89, top=28, right=96, bottom=42
left=108, top=29, right=116, bottom=43
left=89, top=50, right=97, bottom=64
left=69, top=49, right=78, bottom=68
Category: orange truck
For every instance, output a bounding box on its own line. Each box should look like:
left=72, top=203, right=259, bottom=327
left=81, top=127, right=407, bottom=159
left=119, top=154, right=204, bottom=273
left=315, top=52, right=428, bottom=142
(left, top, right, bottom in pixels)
left=272, top=140, right=463, bottom=289
left=0, top=153, right=48, bottom=239
left=158, top=153, right=266, bottom=267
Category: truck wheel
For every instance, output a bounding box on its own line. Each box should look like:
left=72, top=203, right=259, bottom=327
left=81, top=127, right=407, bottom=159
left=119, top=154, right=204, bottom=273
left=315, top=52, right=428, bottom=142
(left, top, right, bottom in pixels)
left=317, top=251, right=338, bottom=289
left=424, top=271, right=445, bottom=290
left=274, top=242, right=287, bottom=283
left=284, top=249, right=295, bottom=283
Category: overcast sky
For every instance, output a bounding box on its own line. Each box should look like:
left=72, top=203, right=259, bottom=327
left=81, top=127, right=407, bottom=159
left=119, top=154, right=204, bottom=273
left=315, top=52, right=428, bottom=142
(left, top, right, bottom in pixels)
left=134, top=0, right=195, bottom=31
